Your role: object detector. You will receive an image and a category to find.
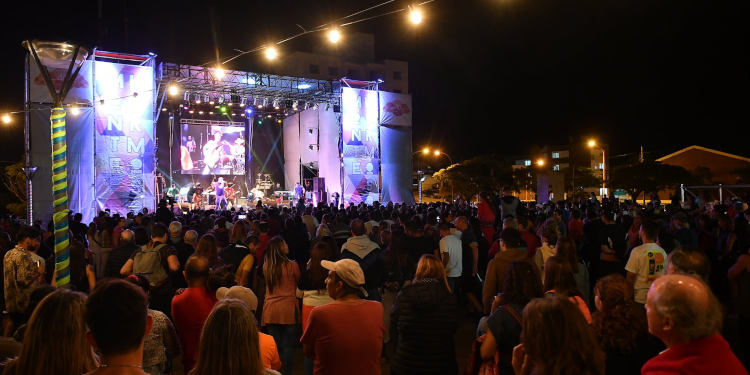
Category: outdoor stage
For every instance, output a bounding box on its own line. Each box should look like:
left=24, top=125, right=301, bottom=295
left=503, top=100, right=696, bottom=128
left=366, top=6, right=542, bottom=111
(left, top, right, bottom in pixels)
left=26, top=50, right=415, bottom=223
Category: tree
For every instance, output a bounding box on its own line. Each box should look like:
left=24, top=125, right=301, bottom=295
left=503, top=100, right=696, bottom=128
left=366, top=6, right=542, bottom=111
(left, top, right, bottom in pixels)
left=609, top=161, right=691, bottom=202
left=432, top=155, right=513, bottom=201
left=511, top=167, right=537, bottom=196
left=2, top=160, right=27, bottom=216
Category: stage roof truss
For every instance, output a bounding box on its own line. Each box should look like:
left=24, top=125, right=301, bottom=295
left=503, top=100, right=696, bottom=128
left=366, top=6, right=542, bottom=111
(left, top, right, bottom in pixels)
left=158, top=63, right=340, bottom=106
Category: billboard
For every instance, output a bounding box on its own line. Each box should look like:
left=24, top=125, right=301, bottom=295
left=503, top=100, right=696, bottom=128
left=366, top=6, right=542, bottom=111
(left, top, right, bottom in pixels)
left=180, top=121, right=246, bottom=175
left=341, top=87, right=379, bottom=204
left=93, top=61, right=155, bottom=214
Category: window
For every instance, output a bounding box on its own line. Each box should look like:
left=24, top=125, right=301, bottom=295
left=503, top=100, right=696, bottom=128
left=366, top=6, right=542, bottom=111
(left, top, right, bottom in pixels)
left=393, top=71, right=402, bottom=80
left=328, top=67, right=339, bottom=76
left=524, top=160, right=531, bottom=166
left=552, top=152, right=560, bottom=159
left=309, top=64, right=320, bottom=74
left=553, top=164, right=560, bottom=171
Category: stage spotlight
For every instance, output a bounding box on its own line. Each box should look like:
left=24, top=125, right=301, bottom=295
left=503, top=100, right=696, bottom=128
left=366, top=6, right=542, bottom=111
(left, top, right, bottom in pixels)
left=209, top=95, right=215, bottom=105
left=277, top=119, right=282, bottom=124
left=195, top=95, right=202, bottom=104
left=325, top=103, right=331, bottom=111
left=189, top=110, right=195, bottom=114
left=218, top=95, right=224, bottom=104
left=292, top=100, right=299, bottom=110
left=409, top=6, right=423, bottom=24
left=132, top=92, right=138, bottom=98
left=262, top=98, right=268, bottom=108
left=297, top=83, right=312, bottom=89
left=220, top=105, right=228, bottom=113
left=252, top=97, right=258, bottom=107
left=199, top=111, right=204, bottom=115
left=240, top=97, right=246, bottom=107
left=265, top=47, right=278, bottom=60
left=241, top=113, right=246, bottom=117
left=2, top=114, right=11, bottom=124
left=303, top=102, right=310, bottom=110
left=169, top=84, right=179, bottom=96
left=273, top=99, right=280, bottom=110
left=215, top=67, right=225, bottom=79
left=161, top=107, right=167, bottom=112
left=328, top=29, right=342, bottom=44
left=209, top=111, right=214, bottom=115
left=71, top=106, right=81, bottom=115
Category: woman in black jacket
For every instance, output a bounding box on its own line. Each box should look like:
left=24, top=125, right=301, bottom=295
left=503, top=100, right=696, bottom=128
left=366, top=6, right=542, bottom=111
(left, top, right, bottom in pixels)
left=391, top=254, right=458, bottom=375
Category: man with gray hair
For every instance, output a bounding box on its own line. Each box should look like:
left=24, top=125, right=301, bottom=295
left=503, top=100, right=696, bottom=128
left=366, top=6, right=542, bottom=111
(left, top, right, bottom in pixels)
left=666, top=248, right=711, bottom=283
left=642, top=274, right=746, bottom=374
left=104, top=229, right=138, bottom=278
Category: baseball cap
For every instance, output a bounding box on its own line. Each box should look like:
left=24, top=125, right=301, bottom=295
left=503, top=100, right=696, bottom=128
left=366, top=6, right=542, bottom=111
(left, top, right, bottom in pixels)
left=321, top=259, right=368, bottom=297
left=216, top=286, right=258, bottom=311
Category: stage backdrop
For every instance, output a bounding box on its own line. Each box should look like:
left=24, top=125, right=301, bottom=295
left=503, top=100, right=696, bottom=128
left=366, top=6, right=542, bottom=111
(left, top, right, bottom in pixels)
left=283, top=113, right=301, bottom=190
left=29, top=60, right=97, bottom=224
left=378, top=91, right=415, bottom=204
left=341, top=87, right=380, bottom=204
left=93, top=61, right=155, bottom=214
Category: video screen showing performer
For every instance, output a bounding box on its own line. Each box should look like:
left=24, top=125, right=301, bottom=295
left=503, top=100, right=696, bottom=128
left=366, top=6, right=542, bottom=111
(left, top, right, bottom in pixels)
left=181, top=123, right=246, bottom=175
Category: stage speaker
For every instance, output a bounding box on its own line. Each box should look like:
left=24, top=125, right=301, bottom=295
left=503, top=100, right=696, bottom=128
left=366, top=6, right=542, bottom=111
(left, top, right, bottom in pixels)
left=313, top=177, right=327, bottom=205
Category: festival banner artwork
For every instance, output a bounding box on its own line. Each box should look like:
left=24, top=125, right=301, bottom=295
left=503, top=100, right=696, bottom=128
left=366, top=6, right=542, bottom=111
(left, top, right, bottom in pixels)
left=342, top=87, right=380, bottom=205
left=93, top=61, right=155, bottom=214
left=378, top=91, right=412, bottom=127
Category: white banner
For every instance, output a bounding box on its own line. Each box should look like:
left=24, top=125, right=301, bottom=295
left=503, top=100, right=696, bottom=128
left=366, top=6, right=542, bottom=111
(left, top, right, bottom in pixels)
left=378, top=91, right=412, bottom=127
left=29, top=59, right=93, bottom=105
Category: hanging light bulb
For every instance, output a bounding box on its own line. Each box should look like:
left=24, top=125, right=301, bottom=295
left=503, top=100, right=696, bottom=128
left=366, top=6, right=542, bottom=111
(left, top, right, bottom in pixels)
left=215, top=66, right=225, bottom=79
left=409, top=6, right=423, bottom=25
left=2, top=114, right=11, bottom=124
left=265, top=47, right=278, bottom=60
left=328, top=29, right=342, bottom=44
left=169, top=84, right=179, bottom=96
left=70, top=106, right=81, bottom=115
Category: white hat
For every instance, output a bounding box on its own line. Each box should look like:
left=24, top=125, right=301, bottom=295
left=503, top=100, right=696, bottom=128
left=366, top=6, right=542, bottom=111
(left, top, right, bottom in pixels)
left=321, top=259, right=368, bottom=297
left=216, top=286, right=258, bottom=311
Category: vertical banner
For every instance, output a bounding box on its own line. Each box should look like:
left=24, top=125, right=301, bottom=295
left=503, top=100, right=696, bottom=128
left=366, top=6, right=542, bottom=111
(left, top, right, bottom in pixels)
left=342, top=87, right=380, bottom=205
left=318, top=108, right=341, bottom=203
left=282, top=113, right=301, bottom=190
left=380, top=125, right=415, bottom=204
left=93, top=61, right=155, bottom=214
left=378, top=91, right=412, bottom=127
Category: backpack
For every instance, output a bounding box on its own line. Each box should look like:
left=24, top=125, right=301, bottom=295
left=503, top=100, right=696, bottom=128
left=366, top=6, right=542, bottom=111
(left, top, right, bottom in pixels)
left=465, top=305, right=522, bottom=375
left=133, top=243, right=168, bottom=286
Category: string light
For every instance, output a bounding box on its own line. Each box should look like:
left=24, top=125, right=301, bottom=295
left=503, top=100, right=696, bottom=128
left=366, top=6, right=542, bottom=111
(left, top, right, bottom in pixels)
left=70, top=106, right=81, bottom=115
left=215, top=67, right=225, bottom=79
left=169, top=84, right=179, bottom=96
left=2, top=114, right=10, bottom=124
left=265, top=47, right=278, bottom=60
left=328, top=29, right=342, bottom=43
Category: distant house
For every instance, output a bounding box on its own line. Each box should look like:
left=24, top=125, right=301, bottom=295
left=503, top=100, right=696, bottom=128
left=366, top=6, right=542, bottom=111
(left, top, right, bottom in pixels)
left=656, top=145, right=750, bottom=185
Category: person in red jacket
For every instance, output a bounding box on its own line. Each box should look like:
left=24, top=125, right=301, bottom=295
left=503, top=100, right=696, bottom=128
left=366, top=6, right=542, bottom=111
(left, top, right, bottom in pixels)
left=642, top=274, right=747, bottom=375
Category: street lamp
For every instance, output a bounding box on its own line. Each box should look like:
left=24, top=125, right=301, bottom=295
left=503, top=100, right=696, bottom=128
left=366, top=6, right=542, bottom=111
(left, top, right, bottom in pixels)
left=587, top=139, right=607, bottom=197
left=431, top=150, right=455, bottom=201
left=23, top=40, right=89, bottom=288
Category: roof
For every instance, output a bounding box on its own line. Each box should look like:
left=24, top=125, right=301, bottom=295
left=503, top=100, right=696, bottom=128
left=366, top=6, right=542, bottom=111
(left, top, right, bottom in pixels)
left=656, top=145, right=750, bottom=163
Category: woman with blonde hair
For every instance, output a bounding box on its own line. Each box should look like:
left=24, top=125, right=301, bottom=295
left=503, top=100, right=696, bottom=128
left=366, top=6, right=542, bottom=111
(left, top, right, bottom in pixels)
left=391, top=254, right=458, bottom=374
left=2, top=289, right=98, bottom=375
left=188, top=299, right=268, bottom=375
left=261, top=236, right=300, bottom=375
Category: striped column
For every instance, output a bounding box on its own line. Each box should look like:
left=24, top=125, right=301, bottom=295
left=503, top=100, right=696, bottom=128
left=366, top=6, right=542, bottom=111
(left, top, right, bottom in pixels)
left=50, top=107, right=70, bottom=287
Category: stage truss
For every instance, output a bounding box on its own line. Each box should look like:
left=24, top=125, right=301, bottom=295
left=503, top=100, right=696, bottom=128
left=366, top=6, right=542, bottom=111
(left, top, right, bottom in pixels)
left=156, top=63, right=341, bottom=109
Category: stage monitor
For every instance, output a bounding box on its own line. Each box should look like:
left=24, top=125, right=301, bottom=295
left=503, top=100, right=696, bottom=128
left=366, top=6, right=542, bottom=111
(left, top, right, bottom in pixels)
left=180, top=120, right=246, bottom=175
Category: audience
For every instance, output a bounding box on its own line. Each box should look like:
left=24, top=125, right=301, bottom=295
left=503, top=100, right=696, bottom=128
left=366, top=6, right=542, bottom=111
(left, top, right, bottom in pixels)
left=643, top=274, right=746, bottom=374
left=391, top=254, right=458, bottom=374
left=2, top=289, right=97, bottom=375
left=85, top=279, right=152, bottom=375
left=301, top=259, right=383, bottom=375
left=2, top=194, right=749, bottom=375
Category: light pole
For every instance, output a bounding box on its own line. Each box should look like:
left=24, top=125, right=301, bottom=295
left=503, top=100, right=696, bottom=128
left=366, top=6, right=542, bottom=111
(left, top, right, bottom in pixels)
left=23, top=40, right=89, bottom=288
left=588, top=139, right=606, bottom=197
left=432, top=149, right=454, bottom=201
left=412, top=149, right=429, bottom=203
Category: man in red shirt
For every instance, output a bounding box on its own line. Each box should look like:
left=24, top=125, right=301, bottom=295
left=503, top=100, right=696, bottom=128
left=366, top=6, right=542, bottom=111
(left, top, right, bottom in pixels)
left=642, top=274, right=747, bottom=375
left=171, top=256, right=217, bottom=372
left=301, top=259, right=384, bottom=375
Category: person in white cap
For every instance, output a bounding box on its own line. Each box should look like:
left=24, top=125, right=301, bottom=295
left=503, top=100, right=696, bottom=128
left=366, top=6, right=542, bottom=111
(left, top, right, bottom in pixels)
left=300, top=259, right=384, bottom=375
left=216, top=286, right=282, bottom=372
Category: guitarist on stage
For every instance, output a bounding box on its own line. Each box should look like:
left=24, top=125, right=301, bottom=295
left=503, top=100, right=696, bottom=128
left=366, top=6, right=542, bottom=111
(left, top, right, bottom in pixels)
left=192, top=183, right=204, bottom=210
left=214, top=177, right=227, bottom=210
left=202, top=130, right=230, bottom=174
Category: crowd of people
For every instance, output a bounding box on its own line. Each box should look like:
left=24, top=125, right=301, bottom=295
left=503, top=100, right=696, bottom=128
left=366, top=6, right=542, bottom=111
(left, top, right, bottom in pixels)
left=0, top=186, right=749, bottom=374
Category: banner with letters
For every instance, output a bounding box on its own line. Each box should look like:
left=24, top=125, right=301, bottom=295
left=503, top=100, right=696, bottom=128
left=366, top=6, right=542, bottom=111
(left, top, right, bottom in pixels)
left=342, top=87, right=380, bottom=205
left=93, top=61, right=155, bottom=214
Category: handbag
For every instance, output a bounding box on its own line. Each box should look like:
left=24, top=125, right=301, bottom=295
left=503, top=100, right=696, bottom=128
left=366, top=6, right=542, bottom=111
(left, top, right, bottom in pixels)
left=465, top=305, right=521, bottom=375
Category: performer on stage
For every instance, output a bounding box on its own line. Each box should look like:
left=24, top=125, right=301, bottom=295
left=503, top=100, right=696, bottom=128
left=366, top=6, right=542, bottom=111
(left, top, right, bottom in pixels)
left=294, top=182, right=304, bottom=201
left=215, top=177, right=227, bottom=210
left=155, top=172, right=166, bottom=201
left=166, top=184, right=179, bottom=204
left=192, top=183, right=204, bottom=210
left=202, top=130, right=231, bottom=174
left=225, top=182, right=237, bottom=208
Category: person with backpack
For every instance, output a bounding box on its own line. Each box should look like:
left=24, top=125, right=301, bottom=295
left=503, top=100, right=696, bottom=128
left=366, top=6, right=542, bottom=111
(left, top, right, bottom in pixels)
left=121, top=223, right=180, bottom=317
left=340, top=219, right=385, bottom=301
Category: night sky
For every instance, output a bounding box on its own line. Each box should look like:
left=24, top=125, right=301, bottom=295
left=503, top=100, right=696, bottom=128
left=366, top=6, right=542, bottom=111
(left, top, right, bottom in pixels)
left=1, top=0, right=748, bottom=164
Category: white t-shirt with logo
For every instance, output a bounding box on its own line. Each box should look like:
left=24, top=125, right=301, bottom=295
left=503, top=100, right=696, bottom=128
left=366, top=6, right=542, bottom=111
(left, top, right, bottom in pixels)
left=440, top=234, right=463, bottom=278
left=625, top=242, right=667, bottom=303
